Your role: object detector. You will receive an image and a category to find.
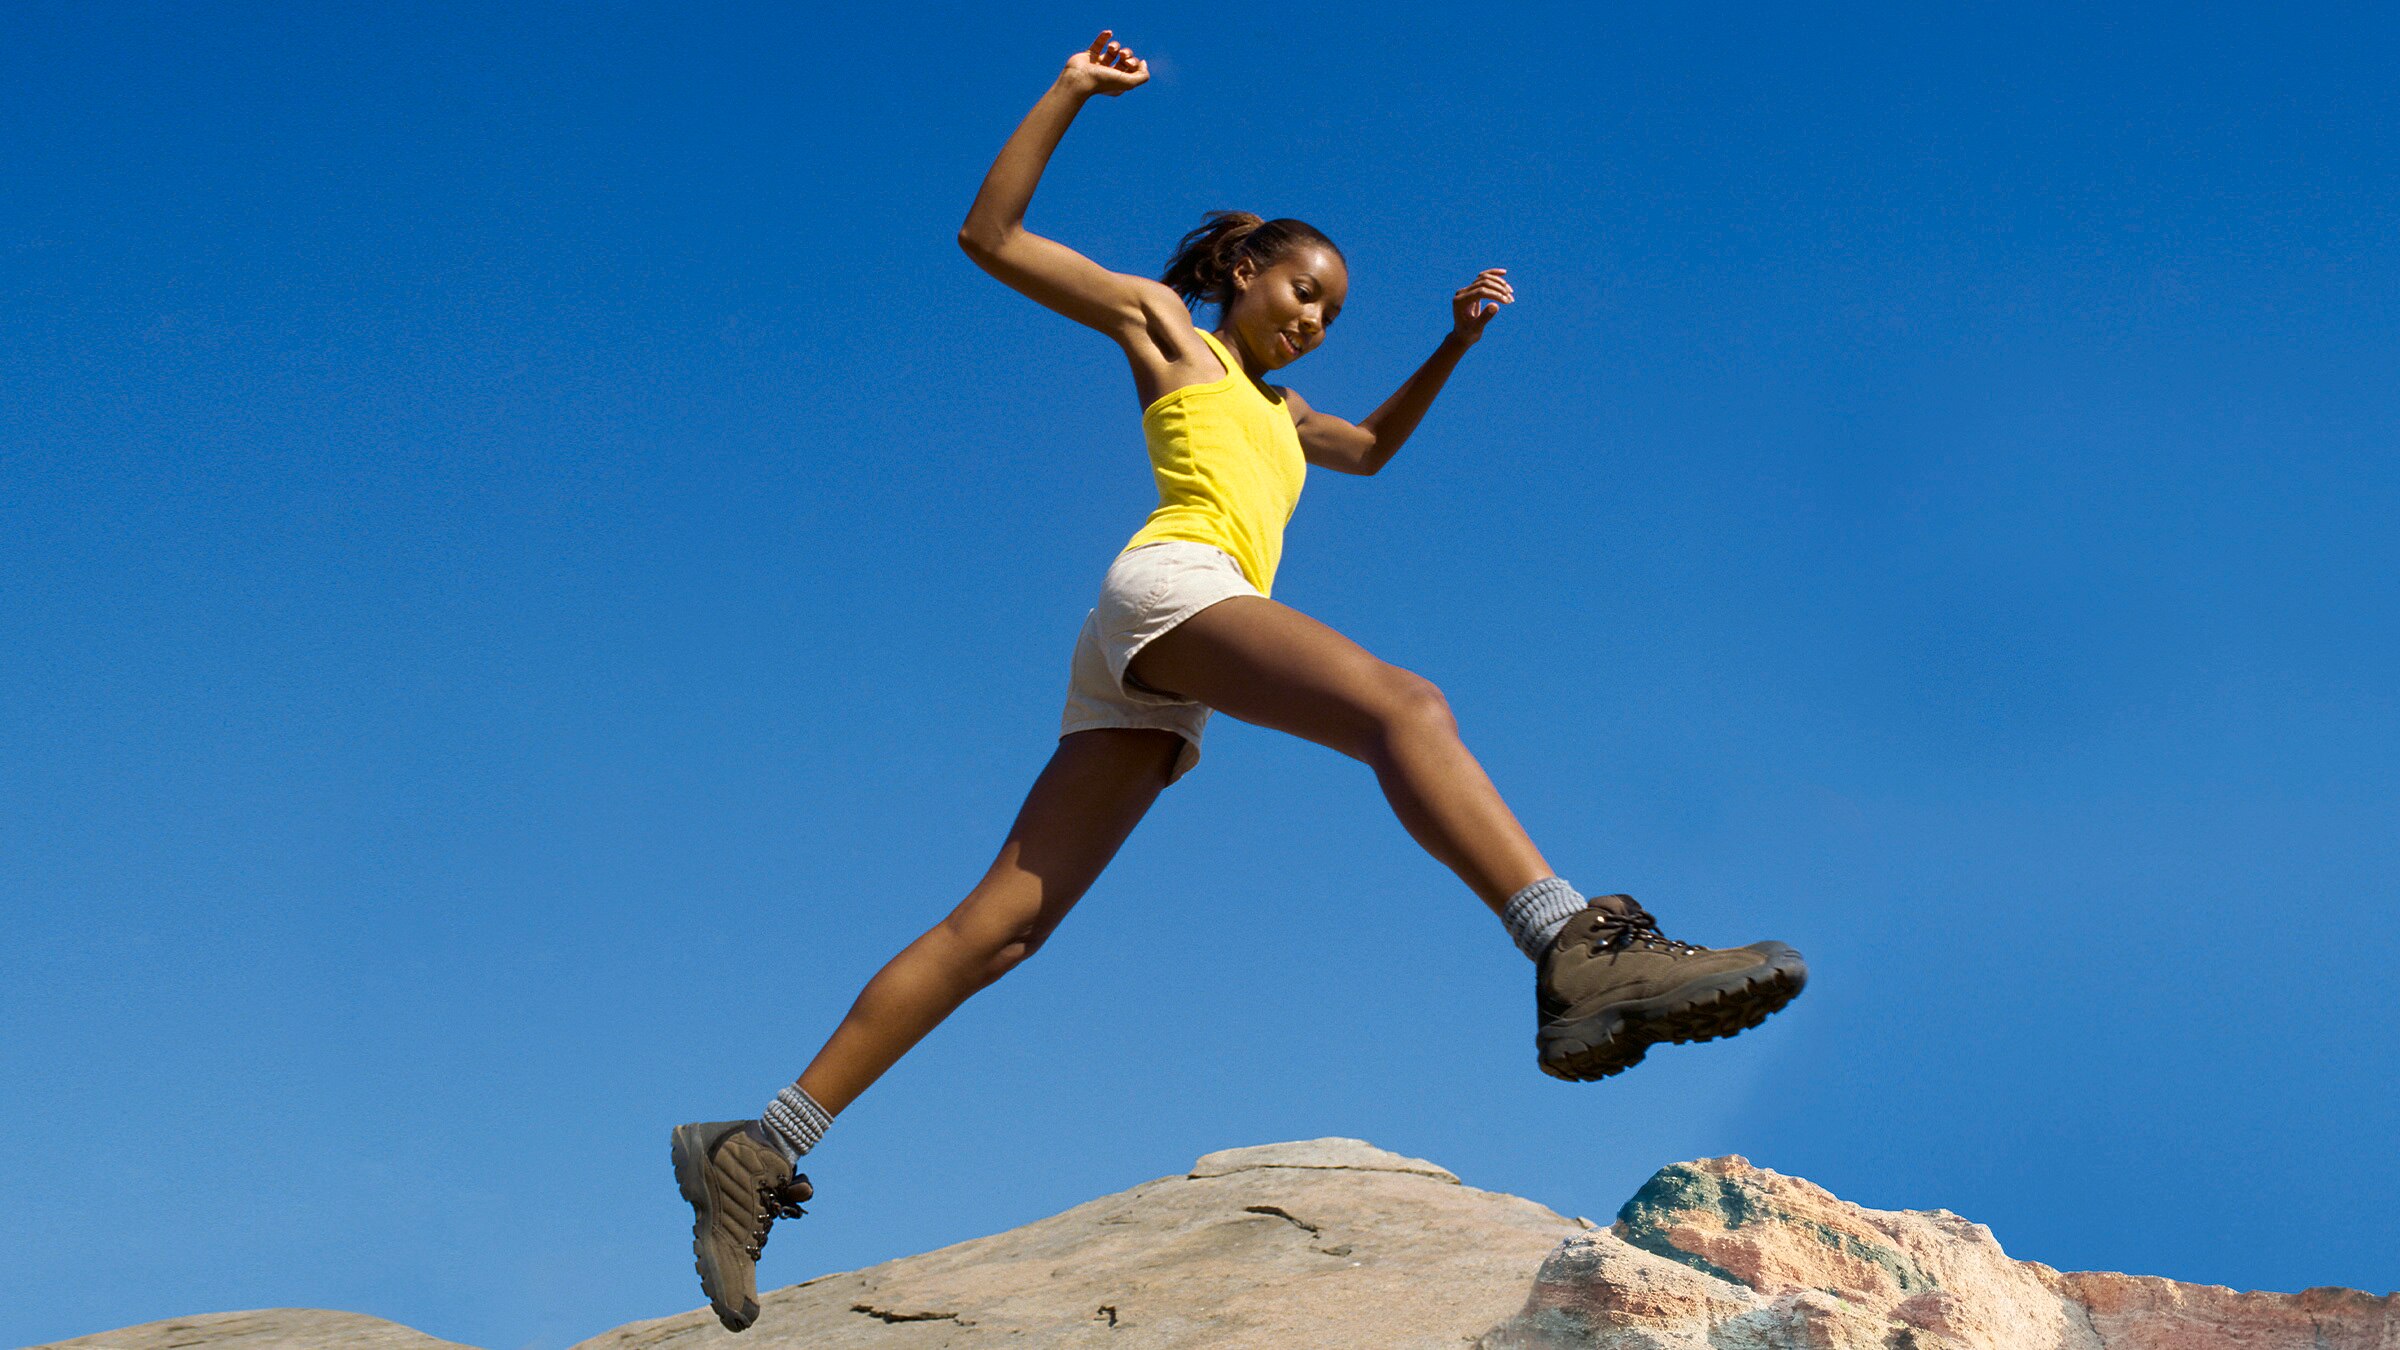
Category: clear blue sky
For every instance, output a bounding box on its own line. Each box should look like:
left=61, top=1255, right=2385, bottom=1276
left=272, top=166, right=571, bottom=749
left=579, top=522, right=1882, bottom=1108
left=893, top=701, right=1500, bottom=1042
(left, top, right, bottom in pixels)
left=5, top=3, right=2395, bottom=1347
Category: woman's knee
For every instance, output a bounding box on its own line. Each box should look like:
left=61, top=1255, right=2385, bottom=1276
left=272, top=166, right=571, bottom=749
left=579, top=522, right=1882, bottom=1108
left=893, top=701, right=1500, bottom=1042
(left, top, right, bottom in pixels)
left=940, top=885, right=1059, bottom=977
left=981, top=926, right=1051, bottom=978
left=1371, top=666, right=1458, bottom=741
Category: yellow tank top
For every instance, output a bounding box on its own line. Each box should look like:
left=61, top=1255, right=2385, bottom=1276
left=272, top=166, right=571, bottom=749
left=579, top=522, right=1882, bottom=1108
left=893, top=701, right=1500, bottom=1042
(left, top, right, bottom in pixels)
left=1120, top=329, right=1307, bottom=597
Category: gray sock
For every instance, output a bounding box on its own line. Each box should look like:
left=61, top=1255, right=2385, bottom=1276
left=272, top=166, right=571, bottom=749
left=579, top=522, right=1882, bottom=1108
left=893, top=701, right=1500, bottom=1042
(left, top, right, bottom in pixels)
left=1501, top=876, right=1588, bottom=960
left=760, top=1084, right=832, bottom=1165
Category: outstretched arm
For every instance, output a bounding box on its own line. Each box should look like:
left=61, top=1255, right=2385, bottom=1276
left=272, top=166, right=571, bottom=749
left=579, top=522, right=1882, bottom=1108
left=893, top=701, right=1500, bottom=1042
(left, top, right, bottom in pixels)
left=1288, top=269, right=1515, bottom=476
left=957, top=32, right=1169, bottom=340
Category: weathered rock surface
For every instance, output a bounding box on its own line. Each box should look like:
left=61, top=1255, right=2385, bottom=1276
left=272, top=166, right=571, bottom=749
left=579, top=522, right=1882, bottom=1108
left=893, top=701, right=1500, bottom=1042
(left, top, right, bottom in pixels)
left=577, top=1137, right=1583, bottom=1349
left=1481, top=1154, right=2400, bottom=1349
left=32, top=1309, right=480, bottom=1350
left=33, top=1142, right=2396, bottom=1350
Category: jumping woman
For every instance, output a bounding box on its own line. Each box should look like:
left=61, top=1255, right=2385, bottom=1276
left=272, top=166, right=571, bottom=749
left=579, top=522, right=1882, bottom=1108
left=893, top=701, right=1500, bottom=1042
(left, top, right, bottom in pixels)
left=672, top=31, right=1806, bottom=1332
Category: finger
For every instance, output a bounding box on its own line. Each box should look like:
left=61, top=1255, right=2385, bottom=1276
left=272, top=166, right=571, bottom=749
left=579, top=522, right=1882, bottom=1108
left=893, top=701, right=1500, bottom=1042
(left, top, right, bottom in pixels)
left=1088, top=30, right=1113, bottom=60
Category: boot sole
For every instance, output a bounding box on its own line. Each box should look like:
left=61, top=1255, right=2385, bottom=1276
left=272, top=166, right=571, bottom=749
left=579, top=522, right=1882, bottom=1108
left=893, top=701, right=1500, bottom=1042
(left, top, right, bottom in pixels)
left=1538, top=949, right=1808, bottom=1082
left=671, top=1123, right=760, bottom=1333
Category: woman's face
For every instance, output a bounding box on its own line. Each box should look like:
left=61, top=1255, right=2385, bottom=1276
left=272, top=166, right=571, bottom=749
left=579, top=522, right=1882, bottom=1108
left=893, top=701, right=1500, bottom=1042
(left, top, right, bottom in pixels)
left=1226, top=245, right=1348, bottom=371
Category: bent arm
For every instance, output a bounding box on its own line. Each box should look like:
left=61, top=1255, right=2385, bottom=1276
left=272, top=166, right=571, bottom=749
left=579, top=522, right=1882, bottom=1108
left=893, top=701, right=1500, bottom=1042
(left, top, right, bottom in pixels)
left=1289, top=269, right=1513, bottom=476
left=1287, top=335, right=1473, bottom=476
left=957, top=50, right=1154, bottom=340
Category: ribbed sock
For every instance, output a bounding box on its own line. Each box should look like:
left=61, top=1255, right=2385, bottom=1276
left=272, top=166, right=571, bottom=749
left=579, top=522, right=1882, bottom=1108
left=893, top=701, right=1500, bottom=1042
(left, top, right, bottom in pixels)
left=759, top=1084, right=832, bottom=1165
left=1501, top=876, right=1588, bottom=960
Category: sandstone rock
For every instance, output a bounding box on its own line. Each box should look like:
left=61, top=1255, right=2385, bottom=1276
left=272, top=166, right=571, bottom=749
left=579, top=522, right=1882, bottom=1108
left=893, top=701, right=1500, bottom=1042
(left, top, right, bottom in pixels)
left=2059, top=1271, right=2400, bottom=1350
left=35, top=1143, right=2397, bottom=1350
left=1480, top=1154, right=2400, bottom=1349
left=1186, top=1136, right=1457, bottom=1181
left=573, top=1137, right=1579, bottom=1350
left=31, top=1309, right=479, bottom=1350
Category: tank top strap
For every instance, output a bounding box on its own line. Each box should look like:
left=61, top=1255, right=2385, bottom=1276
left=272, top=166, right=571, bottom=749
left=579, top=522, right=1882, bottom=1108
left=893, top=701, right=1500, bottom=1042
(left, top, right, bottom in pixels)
left=1195, top=327, right=1236, bottom=379
left=1192, top=328, right=1284, bottom=413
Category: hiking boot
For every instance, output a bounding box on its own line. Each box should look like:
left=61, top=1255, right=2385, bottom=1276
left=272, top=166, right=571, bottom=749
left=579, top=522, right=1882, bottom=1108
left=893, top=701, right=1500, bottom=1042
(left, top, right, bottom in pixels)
left=670, top=1120, right=813, bottom=1332
left=1535, top=895, right=1806, bottom=1082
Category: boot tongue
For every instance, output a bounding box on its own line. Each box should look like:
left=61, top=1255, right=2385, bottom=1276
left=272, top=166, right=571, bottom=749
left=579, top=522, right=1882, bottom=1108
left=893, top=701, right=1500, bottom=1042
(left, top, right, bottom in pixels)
left=765, top=1178, right=810, bottom=1219
left=1585, top=893, right=1639, bottom=919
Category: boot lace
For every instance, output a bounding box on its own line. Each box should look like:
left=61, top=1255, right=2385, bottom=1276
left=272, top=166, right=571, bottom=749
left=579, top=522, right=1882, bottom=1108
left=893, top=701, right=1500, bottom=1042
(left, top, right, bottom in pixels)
left=1592, top=898, right=1706, bottom=956
left=742, top=1176, right=812, bottom=1260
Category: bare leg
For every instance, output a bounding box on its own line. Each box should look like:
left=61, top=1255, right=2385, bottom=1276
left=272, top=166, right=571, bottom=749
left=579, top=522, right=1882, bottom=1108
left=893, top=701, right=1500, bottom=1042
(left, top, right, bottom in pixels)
left=1128, top=595, right=1552, bottom=915
left=790, top=727, right=1183, bottom=1115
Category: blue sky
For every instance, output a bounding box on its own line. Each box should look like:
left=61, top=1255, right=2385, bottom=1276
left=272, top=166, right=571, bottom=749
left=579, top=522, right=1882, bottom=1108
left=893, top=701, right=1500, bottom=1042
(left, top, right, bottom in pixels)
left=4, top=3, right=2395, bottom=1346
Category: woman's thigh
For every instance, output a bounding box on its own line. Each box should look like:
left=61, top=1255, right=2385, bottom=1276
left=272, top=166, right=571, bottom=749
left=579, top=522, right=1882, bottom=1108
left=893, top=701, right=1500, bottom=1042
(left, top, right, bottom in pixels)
left=989, top=726, right=1184, bottom=897
left=952, top=726, right=1184, bottom=950
left=1124, top=595, right=1434, bottom=759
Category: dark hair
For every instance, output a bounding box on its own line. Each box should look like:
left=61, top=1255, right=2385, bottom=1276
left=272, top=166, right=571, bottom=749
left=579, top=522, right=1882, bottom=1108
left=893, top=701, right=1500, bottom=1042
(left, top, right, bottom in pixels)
left=1160, top=211, right=1343, bottom=311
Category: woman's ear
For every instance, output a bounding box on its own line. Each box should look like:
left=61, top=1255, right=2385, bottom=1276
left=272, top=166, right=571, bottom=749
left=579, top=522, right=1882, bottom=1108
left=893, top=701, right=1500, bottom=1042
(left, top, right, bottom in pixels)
left=1227, top=255, right=1256, bottom=295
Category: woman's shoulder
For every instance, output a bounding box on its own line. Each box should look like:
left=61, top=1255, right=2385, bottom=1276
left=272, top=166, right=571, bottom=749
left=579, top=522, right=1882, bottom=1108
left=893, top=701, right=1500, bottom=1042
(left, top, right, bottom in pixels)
left=1126, top=280, right=1204, bottom=349
left=1130, top=300, right=1237, bottom=414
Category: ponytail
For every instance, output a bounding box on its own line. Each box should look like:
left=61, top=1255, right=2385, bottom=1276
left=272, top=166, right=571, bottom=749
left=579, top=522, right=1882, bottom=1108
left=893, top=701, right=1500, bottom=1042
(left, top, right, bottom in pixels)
left=1161, top=211, right=1341, bottom=311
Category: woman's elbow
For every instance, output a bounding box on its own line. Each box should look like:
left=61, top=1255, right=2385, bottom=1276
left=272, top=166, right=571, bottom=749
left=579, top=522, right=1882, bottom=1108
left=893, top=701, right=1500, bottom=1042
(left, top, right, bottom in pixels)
left=1356, top=433, right=1392, bottom=476
left=957, top=221, right=1016, bottom=262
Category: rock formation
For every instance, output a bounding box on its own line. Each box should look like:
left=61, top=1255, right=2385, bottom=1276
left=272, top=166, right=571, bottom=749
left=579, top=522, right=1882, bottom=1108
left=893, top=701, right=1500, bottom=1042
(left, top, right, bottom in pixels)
left=35, top=1309, right=479, bottom=1350
left=34, top=1140, right=2396, bottom=1350
left=1481, top=1154, right=2399, bottom=1350
left=580, top=1137, right=1580, bottom=1347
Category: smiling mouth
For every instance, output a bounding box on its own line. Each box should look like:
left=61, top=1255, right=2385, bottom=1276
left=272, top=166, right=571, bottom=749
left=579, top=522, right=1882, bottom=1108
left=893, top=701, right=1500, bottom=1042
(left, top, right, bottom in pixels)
left=1277, top=332, right=1301, bottom=359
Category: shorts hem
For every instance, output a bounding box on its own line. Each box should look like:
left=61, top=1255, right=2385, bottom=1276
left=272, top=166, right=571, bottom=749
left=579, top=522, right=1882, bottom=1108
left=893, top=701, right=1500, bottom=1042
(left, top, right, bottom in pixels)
left=1057, top=719, right=1204, bottom=785
left=1114, top=591, right=1247, bottom=702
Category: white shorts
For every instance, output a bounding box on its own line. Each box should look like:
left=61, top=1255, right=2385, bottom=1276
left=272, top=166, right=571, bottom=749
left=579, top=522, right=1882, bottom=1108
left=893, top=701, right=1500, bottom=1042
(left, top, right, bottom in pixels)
left=1059, top=541, right=1261, bottom=785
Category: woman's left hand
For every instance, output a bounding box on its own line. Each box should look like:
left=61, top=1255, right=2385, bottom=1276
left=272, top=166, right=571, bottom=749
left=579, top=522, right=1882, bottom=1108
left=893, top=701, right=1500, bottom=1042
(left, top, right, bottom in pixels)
left=1450, top=268, right=1514, bottom=344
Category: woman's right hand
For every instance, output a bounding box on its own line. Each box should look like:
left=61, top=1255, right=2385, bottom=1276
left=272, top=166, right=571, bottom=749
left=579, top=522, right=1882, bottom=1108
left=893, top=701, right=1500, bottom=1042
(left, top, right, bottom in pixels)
left=1061, top=30, right=1149, bottom=97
